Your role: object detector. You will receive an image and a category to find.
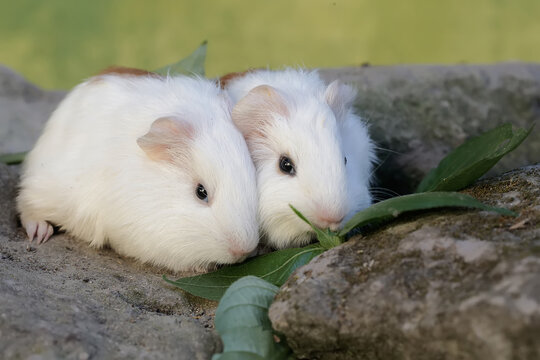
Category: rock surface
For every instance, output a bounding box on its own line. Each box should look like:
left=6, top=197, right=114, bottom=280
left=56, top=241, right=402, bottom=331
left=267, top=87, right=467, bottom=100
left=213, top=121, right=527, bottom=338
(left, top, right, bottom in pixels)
left=0, top=164, right=220, bottom=360
left=0, top=65, right=66, bottom=154
left=320, top=63, right=540, bottom=194
left=269, top=165, right=540, bottom=360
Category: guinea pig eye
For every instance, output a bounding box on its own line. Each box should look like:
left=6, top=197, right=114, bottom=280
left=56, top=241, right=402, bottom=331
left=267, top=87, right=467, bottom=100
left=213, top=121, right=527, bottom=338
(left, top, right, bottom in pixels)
left=279, top=155, right=296, bottom=176
left=344, top=156, right=348, bottom=165
left=196, top=183, right=208, bottom=202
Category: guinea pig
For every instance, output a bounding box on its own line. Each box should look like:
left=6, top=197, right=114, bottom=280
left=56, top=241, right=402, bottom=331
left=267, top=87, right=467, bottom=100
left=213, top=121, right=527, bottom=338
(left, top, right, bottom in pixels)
left=17, top=67, right=259, bottom=272
left=221, top=68, right=375, bottom=249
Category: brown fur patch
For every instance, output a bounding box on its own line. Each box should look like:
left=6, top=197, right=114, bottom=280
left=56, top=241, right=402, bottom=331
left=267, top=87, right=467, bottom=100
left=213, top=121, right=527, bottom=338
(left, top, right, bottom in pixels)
left=218, top=68, right=261, bottom=89
left=97, top=66, right=159, bottom=78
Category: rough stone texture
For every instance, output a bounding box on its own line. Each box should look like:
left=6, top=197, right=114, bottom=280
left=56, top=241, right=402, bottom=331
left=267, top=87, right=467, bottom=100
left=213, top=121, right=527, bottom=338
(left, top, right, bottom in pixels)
left=0, top=164, right=220, bottom=360
left=269, top=165, right=540, bottom=360
left=320, top=63, right=540, bottom=194
left=0, top=65, right=66, bottom=154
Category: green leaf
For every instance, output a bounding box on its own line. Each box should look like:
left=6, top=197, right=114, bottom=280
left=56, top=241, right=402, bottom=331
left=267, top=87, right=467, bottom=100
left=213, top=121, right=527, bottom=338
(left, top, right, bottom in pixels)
left=154, top=40, right=207, bottom=76
left=289, top=205, right=342, bottom=249
left=212, top=276, right=293, bottom=360
left=0, top=151, right=26, bottom=165
left=164, top=244, right=324, bottom=301
left=416, top=123, right=533, bottom=193
left=339, top=191, right=516, bottom=236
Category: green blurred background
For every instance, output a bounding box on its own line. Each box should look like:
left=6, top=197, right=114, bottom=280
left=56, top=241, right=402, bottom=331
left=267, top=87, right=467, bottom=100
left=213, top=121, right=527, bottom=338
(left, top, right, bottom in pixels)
left=1, top=0, right=539, bottom=90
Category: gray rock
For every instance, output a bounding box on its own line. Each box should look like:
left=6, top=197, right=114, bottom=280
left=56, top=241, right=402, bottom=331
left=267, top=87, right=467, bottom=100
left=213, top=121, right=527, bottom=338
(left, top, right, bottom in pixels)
left=0, top=163, right=19, bottom=236
left=0, top=65, right=66, bottom=154
left=0, top=164, right=220, bottom=360
left=269, top=165, right=540, bottom=360
left=320, top=63, right=540, bottom=194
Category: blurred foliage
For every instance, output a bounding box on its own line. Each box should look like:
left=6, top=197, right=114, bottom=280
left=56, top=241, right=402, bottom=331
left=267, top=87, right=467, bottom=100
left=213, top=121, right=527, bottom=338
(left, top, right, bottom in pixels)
left=1, top=0, right=539, bottom=89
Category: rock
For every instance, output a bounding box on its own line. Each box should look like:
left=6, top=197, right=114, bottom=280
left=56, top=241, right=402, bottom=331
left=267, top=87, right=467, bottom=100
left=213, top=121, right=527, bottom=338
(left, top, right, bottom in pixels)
left=0, top=65, right=66, bottom=155
left=269, top=165, right=540, bottom=360
left=319, top=63, right=540, bottom=194
left=0, top=164, right=220, bottom=359
left=0, top=163, right=19, bottom=236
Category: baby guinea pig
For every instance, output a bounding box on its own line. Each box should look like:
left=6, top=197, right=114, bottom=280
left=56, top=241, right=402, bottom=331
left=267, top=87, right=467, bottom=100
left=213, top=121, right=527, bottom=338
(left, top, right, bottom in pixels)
left=222, top=68, right=375, bottom=249
left=17, top=67, right=259, bottom=271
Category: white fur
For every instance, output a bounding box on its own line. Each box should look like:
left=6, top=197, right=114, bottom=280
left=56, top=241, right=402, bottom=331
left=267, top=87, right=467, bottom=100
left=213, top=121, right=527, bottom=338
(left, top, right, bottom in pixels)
left=225, top=68, right=375, bottom=248
left=17, top=74, right=259, bottom=271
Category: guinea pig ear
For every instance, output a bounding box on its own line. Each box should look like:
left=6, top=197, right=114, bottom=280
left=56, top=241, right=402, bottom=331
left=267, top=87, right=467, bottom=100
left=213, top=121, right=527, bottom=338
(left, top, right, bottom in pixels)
left=324, top=80, right=357, bottom=121
left=137, top=116, right=194, bottom=162
left=231, top=85, right=289, bottom=139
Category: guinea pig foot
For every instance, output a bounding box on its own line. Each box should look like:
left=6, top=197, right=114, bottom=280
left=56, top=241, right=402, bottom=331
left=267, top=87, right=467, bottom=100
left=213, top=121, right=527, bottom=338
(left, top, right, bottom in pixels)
left=24, top=220, right=54, bottom=244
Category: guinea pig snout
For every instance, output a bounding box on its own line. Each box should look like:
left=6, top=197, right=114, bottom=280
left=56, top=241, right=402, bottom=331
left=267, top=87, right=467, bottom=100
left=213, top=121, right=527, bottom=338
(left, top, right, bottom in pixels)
left=227, top=237, right=257, bottom=259
left=313, top=213, right=345, bottom=231
left=310, top=202, right=347, bottom=231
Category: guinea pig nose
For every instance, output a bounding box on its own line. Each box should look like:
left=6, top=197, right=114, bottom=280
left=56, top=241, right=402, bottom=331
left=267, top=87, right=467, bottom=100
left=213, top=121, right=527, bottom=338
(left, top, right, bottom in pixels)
left=227, top=237, right=256, bottom=259
left=314, top=214, right=345, bottom=230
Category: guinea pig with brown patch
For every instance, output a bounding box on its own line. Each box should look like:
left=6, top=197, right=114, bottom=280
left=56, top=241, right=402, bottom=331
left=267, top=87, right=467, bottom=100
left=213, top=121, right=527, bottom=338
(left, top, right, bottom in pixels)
left=222, top=68, right=376, bottom=249
left=17, top=68, right=259, bottom=271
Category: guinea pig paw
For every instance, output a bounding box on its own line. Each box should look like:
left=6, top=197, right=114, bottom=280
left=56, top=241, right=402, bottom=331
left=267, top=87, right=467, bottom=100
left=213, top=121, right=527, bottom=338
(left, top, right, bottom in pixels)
left=25, top=220, right=54, bottom=244
left=37, top=222, right=54, bottom=244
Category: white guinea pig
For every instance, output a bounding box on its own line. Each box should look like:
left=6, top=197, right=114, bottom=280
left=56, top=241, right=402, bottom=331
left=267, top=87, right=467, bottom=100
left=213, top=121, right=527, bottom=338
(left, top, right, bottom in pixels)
left=17, top=67, right=259, bottom=271
left=222, top=68, right=375, bottom=249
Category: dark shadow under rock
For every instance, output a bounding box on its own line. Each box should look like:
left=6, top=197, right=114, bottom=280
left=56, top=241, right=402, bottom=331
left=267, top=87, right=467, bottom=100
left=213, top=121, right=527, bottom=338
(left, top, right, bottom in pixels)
left=269, top=165, right=540, bottom=360
left=0, top=164, right=220, bottom=360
